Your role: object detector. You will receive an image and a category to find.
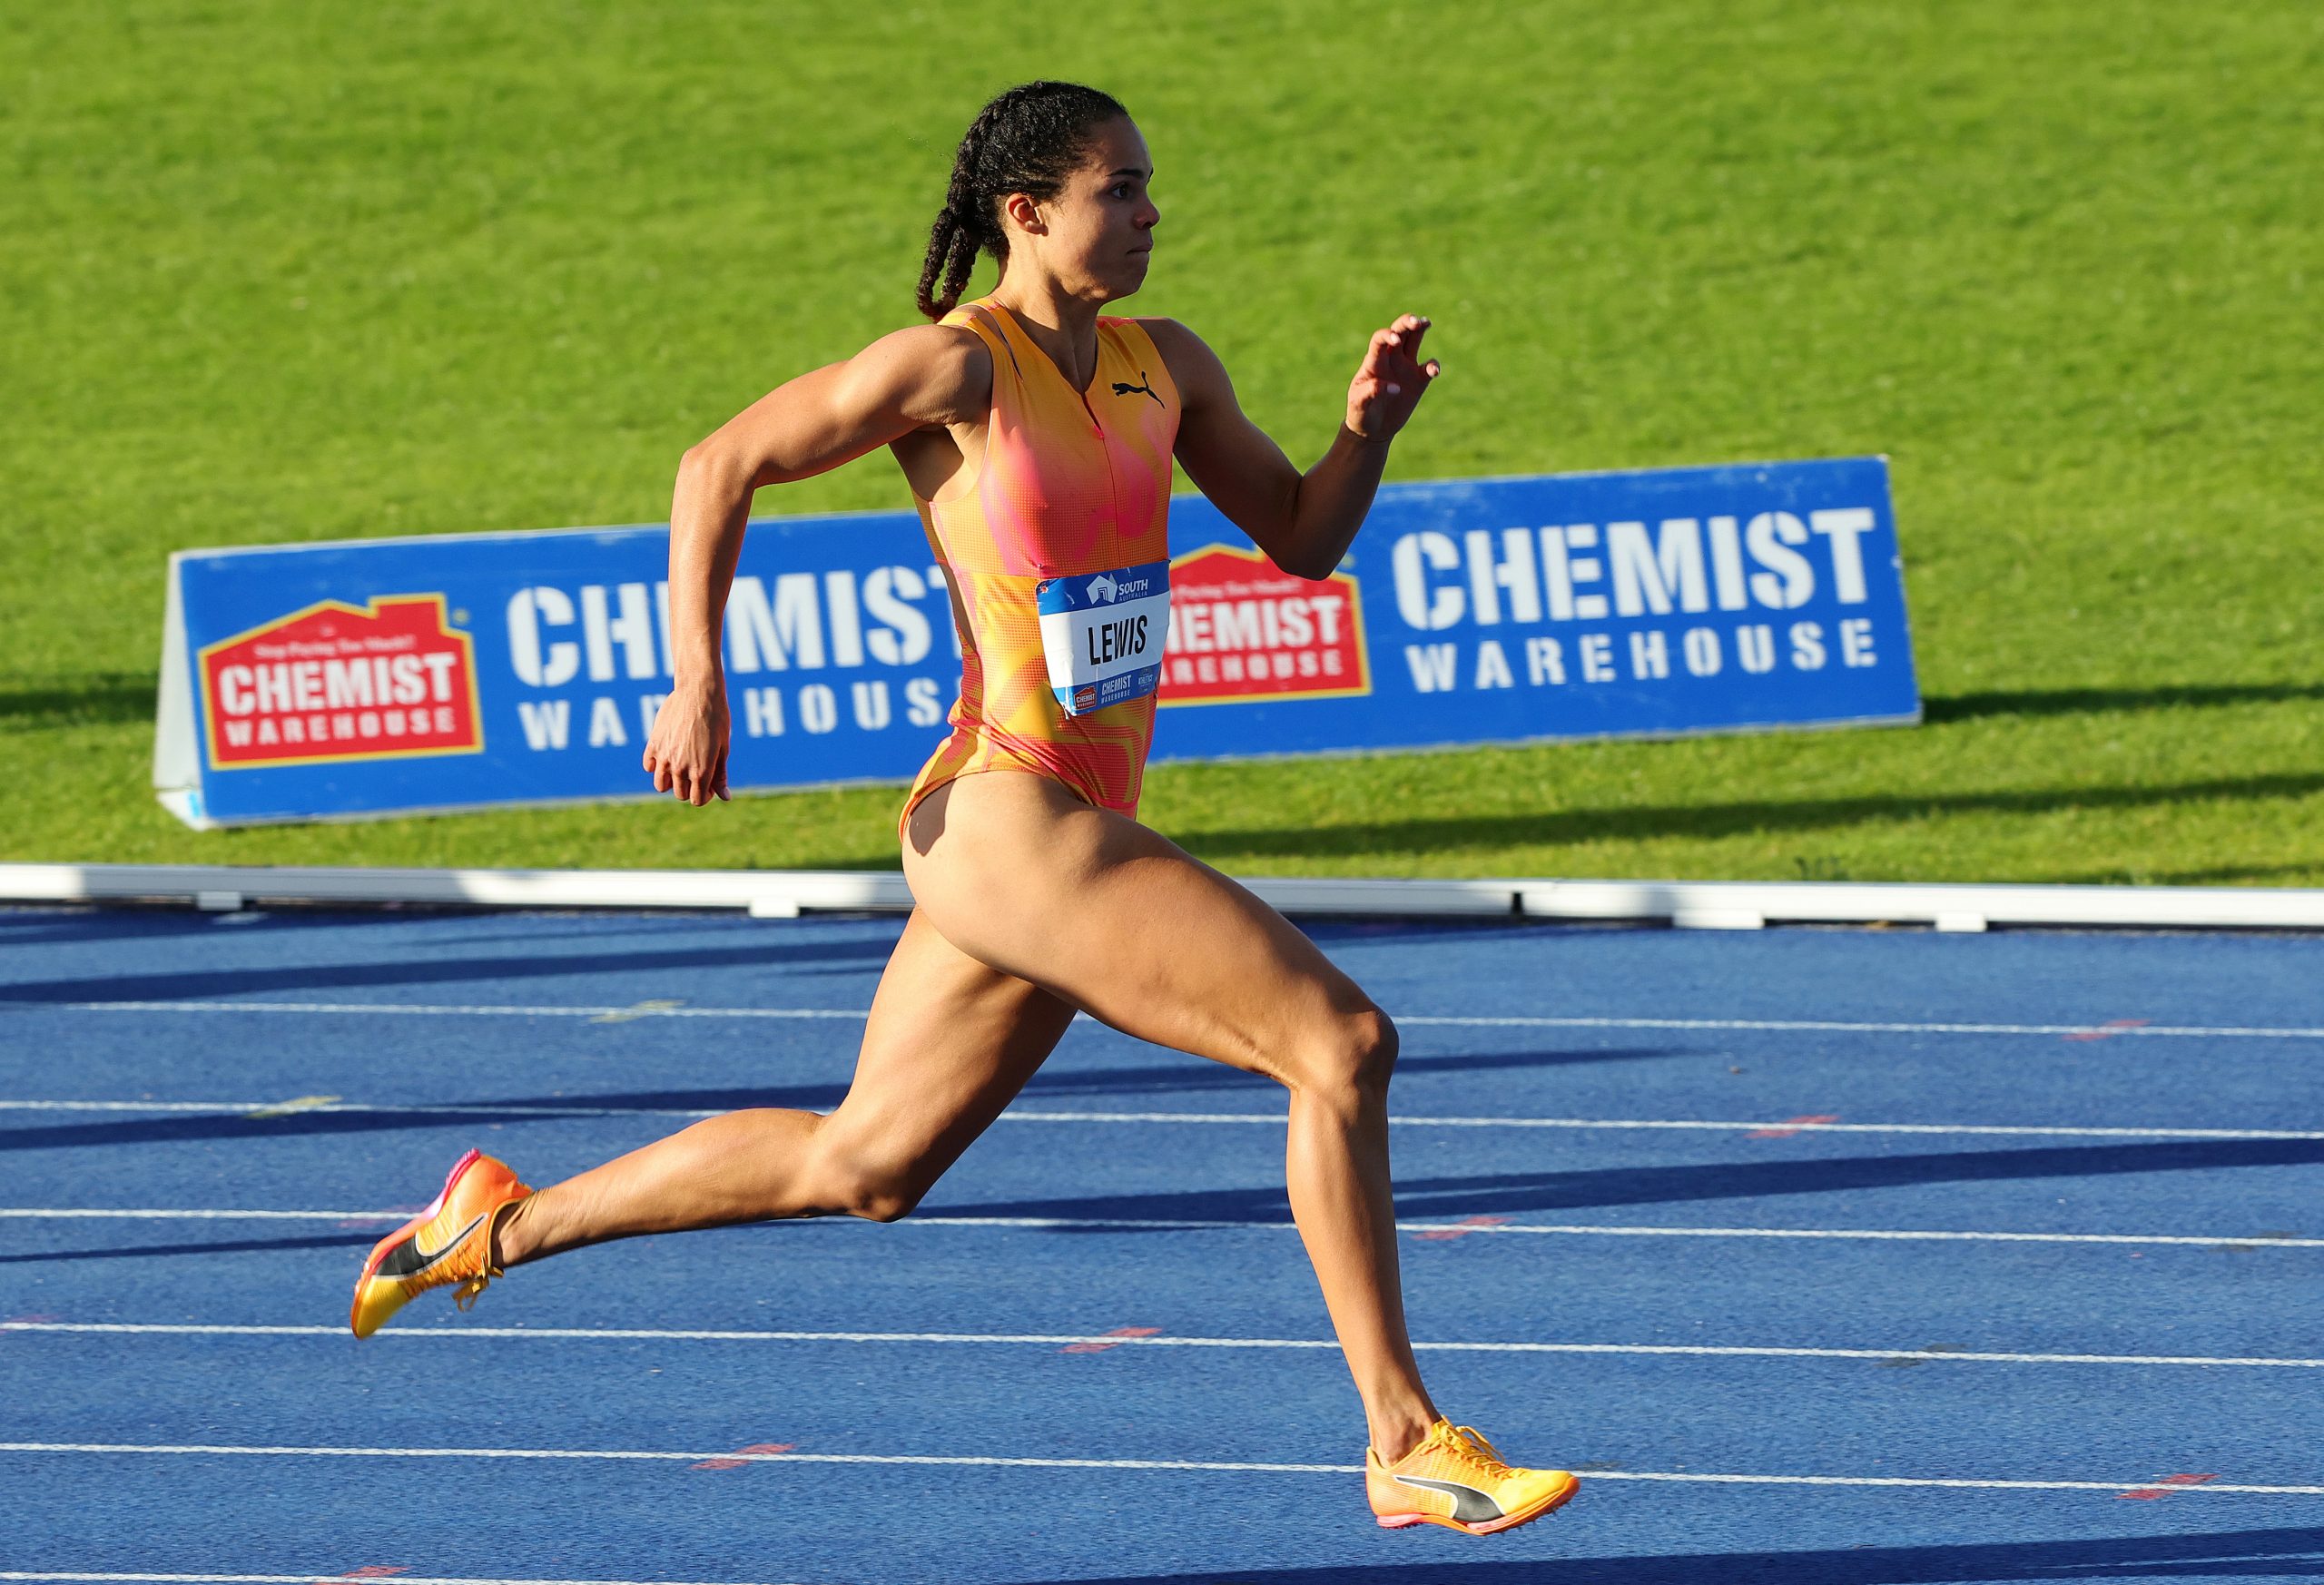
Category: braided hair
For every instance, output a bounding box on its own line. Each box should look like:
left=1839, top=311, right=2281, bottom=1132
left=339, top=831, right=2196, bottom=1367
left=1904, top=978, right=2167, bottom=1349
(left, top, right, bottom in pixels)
left=917, top=81, right=1130, bottom=320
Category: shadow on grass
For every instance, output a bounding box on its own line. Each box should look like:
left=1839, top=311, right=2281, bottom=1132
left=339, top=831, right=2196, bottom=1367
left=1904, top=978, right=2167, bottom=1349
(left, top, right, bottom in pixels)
left=1925, top=681, right=2324, bottom=723
left=2060, top=861, right=2324, bottom=887
left=1171, top=770, right=2324, bottom=863
left=1018, top=1525, right=2324, bottom=1583
left=0, top=673, right=157, bottom=730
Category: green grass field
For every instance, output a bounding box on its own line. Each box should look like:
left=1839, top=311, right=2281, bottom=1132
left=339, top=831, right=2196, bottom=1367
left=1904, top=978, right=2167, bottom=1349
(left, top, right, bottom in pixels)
left=5, top=1, right=2320, bottom=884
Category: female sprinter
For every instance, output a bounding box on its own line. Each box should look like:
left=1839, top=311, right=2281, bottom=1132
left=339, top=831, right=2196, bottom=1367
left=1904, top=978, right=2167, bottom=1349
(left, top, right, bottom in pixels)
left=350, top=80, right=1577, bottom=1537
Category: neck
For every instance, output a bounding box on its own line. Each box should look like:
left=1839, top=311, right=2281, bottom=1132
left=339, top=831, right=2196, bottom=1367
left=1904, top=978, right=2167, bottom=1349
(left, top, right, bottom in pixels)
left=990, top=270, right=1108, bottom=391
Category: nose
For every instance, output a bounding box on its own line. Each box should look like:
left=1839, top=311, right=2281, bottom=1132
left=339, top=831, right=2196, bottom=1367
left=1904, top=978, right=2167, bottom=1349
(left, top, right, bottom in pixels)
left=1137, top=196, right=1159, bottom=231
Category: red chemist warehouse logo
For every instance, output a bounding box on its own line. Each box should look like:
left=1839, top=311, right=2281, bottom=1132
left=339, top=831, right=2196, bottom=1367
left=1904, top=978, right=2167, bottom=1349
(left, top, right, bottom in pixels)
left=198, top=595, right=484, bottom=770
left=1158, top=544, right=1370, bottom=707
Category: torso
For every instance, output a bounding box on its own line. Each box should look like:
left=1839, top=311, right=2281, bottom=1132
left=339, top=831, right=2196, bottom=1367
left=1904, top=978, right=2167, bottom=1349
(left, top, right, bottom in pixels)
left=897, top=297, right=1182, bottom=827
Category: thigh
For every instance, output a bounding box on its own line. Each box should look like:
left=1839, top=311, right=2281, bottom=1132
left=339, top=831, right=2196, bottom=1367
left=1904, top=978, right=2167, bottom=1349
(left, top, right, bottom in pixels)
left=902, top=772, right=1378, bottom=1082
left=810, top=907, right=1078, bottom=1193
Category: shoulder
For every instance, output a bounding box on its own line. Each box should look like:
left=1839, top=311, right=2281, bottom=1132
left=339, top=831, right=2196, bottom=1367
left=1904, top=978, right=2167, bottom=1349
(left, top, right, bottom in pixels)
left=844, top=321, right=992, bottom=428
left=1118, top=317, right=1230, bottom=405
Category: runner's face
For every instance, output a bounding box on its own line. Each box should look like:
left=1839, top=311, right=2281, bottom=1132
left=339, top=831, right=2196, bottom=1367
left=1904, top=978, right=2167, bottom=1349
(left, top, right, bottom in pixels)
left=1029, top=118, right=1157, bottom=301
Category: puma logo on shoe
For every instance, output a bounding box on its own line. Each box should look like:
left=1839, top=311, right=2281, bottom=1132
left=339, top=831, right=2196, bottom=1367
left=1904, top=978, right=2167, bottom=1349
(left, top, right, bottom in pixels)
left=1390, top=1472, right=1505, bottom=1524
left=1112, top=372, right=1163, bottom=406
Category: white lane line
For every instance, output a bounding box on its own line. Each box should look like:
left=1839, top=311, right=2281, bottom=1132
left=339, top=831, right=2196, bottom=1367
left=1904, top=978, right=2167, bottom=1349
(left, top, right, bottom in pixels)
left=0, top=1441, right=2318, bottom=1495
left=0, top=1206, right=2314, bottom=1247
left=7, top=1097, right=2322, bottom=1143
left=8, top=1320, right=2318, bottom=1370
left=34, top=1000, right=2324, bottom=1039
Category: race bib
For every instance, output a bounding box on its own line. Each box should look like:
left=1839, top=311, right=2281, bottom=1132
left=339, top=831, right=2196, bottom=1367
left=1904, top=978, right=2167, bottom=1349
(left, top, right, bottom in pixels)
left=1035, top=560, right=1171, bottom=717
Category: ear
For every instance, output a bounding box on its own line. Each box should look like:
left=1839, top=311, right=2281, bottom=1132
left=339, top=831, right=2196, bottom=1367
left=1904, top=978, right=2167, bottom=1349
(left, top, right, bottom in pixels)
left=998, top=190, right=1048, bottom=241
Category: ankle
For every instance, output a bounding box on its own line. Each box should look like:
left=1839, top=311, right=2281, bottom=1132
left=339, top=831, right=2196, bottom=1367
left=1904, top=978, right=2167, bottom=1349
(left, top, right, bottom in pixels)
left=489, top=1197, right=535, bottom=1268
left=1369, top=1410, right=1438, bottom=1465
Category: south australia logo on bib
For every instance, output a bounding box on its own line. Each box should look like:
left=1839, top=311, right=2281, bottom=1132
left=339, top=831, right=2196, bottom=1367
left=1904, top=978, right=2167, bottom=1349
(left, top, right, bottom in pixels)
left=1035, top=560, right=1171, bottom=716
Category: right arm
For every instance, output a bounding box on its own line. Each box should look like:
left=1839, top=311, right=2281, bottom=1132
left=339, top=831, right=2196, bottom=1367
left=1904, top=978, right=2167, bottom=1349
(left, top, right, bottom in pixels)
left=645, top=325, right=990, bottom=806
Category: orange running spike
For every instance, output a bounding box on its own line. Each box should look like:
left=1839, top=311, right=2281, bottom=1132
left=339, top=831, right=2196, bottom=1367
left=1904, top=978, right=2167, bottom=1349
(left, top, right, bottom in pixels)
left=349, top=1149, right=533, bottom=1338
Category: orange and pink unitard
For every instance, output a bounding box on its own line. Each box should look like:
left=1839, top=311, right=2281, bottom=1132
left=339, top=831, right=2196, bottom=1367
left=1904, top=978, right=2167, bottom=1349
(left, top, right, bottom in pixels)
left=901, top=299, right=1181, bottom=826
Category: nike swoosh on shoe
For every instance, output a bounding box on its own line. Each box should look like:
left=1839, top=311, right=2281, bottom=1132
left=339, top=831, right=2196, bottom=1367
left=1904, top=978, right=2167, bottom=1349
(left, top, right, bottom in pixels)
left=377, top=1213, right=487, bottom=1281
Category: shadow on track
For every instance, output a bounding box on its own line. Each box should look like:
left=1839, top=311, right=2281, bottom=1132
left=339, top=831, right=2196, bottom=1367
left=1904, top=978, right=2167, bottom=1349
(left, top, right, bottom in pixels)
left=0, top=934, right=899, bottom=1004
left=941, top=1135, right=2324, bottom=1226
left=0, top=1230, right=377, bottom=1265
left=0, top=1048, right=1677, bottom=1152
left=1021, top=1524, right=2324, bottom=1583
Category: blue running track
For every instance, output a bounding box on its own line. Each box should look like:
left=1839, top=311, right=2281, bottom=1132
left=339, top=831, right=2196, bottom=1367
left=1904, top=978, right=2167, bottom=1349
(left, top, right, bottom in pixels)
left=2, top=903, right=2320, bottom=1583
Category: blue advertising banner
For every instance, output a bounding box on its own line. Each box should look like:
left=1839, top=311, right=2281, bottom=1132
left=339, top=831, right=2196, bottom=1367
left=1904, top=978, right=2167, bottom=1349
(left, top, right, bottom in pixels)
left=153, top=458, right=1917, bottom=827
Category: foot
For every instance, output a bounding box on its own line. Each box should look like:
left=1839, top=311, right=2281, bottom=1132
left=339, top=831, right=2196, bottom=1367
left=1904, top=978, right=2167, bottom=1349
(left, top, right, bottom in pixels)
left=350, top=1149, right=533, bottom=1338
left=1367, top=1418, right=1579, bottom=1536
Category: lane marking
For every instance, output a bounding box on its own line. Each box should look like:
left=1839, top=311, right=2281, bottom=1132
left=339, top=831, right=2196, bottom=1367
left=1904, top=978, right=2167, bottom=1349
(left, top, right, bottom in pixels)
left=1748, top=1113, right=1840, bottom=1139
left=1, top=1207, right=2317, bottom=1247
left=242, top=1096, right=339, bottom=1121
left=590, top=1000, right=686, bottom=1026
left=1413, top=1215, right=1512, bottom=1243
left=31, top=1001, right=2324, bottom=1039
left=0, top=1441, right=2318, bottom=1495
left=6, top=1321, right=2321, bottom=1370
left=1060, top=1325, right=1162, bottom=1354
left=2067, top=1019, right=2152, bottom=1043
left=691, top=1441, right=794, bottom=1472
left=2120, top=1472, right=2220, bottom=1500
left=7, top=1097, right=2324, bottom=1143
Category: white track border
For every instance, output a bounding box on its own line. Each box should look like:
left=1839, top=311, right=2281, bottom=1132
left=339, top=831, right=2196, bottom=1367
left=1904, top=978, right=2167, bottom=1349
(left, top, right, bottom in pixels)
left=5, top=862, right=2323, bottom=930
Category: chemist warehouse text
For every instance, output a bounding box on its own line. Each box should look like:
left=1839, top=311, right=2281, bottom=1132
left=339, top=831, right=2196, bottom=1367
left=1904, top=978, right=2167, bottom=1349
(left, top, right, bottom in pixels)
left=1384, top=508, right=1896, bottom=694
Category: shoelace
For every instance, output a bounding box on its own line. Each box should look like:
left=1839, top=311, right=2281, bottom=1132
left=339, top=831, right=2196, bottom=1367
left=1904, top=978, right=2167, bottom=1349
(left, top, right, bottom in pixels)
left=1442, top=1424, right=1512, bottom=1476
left=444, top=1198, right=518, bottom=1311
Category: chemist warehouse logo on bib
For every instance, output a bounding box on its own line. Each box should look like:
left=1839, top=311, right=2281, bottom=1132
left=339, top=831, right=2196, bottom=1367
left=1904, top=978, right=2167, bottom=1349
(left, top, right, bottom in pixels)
left=198, top=595, right=485, bottom=770
left=1157, top=544, right=1370, bottom=707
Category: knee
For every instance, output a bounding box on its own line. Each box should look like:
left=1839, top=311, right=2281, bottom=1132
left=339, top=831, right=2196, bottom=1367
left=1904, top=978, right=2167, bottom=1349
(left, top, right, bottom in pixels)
left=849, top=1186, right=921, bottom=1225
left=806, top=1145, right=925, bottom=1224
left=841, top=1171, right=924, bottom=1224
left=1290, top=1006, right=1399, bottom=1105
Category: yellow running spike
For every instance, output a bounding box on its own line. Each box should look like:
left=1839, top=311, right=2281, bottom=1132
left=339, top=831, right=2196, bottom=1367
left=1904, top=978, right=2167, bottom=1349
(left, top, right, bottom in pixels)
left=1367, top=1419, right=1579, bottom=1536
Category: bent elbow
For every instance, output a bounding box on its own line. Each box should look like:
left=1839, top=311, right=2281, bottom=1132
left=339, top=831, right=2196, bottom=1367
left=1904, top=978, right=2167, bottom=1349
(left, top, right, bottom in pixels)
left=679, top=437, right=758, bottom=493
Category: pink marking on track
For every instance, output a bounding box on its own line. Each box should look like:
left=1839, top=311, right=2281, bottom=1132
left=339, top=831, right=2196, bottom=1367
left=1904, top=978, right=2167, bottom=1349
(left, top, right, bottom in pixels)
left=2118, top=1472, right=2219, bottom=1500
left=1413, top=1215, right=1513, bottom=1243
left=691, top=1441, right=796, bottom=1471
left=2067, top=1019, right=2152, bottom=1043
left=1062, top=1326, right=1163, bottom=1354
left=322, top=1569, right=410, bottom=1581
left=1748, top=1114, right=1841, bottom=1139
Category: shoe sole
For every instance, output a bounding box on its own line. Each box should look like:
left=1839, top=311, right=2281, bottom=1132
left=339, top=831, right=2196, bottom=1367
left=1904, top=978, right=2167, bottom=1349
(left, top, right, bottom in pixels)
left=349, top=1147, right=483, bottom=1335
left=1376, top=1472, right=1580, bottom=1536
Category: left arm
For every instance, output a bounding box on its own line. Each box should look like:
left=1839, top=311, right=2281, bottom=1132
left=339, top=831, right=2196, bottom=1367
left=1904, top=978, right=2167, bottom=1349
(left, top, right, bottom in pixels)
left=1147, top=314, right=1440, bottom=580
